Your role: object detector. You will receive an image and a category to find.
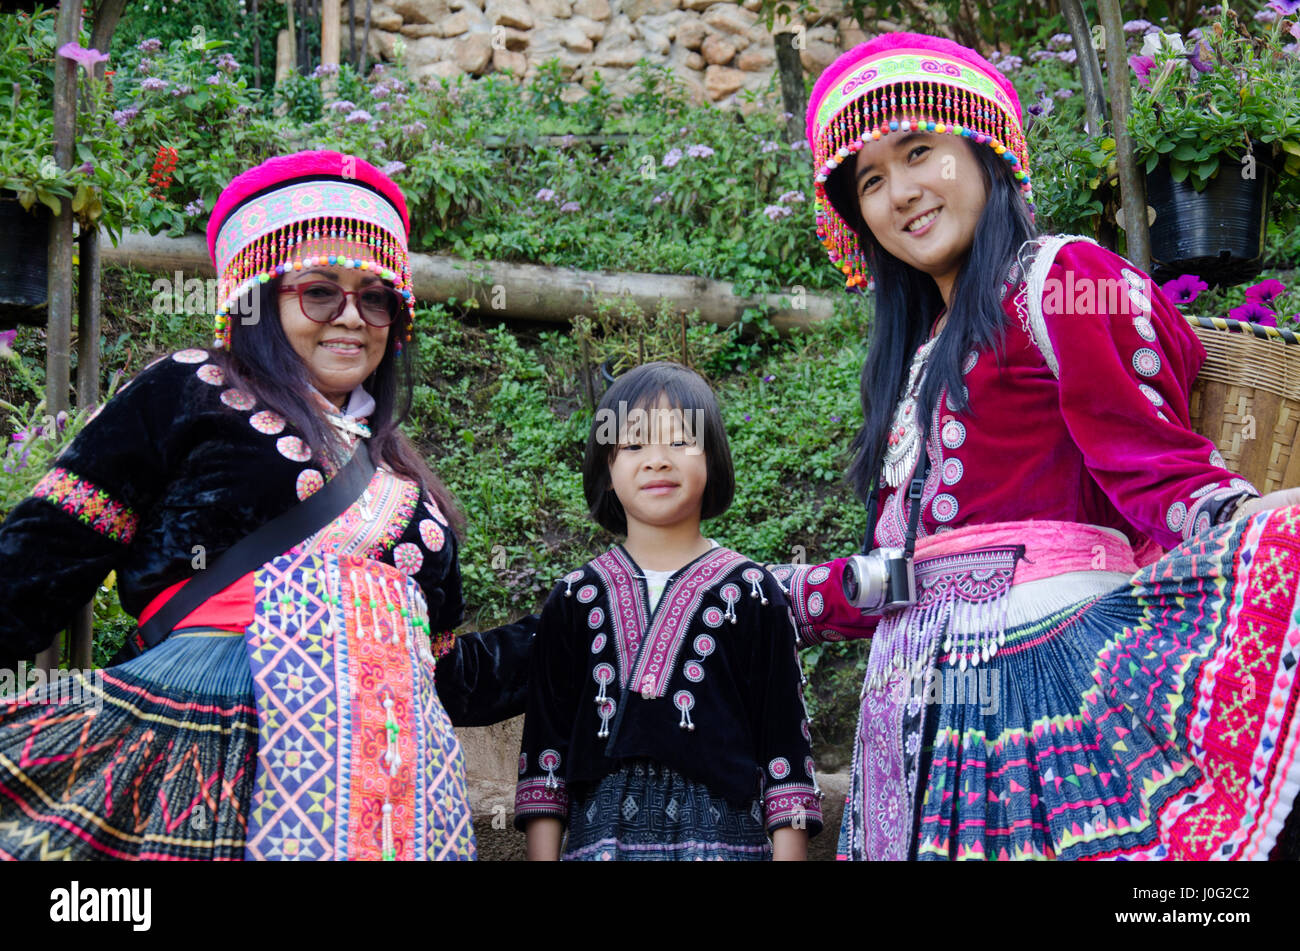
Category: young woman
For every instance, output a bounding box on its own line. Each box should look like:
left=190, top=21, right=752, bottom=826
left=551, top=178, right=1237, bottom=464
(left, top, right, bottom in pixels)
left=515, top=362, right=820, bottom=860
left=0, top=151, right=534, bottom=860
left=771, top=33, right=1300, bottom=860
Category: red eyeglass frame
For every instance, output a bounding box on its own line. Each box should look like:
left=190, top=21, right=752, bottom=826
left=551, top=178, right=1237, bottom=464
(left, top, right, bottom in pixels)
left=276, top=279, right=401, bottom=327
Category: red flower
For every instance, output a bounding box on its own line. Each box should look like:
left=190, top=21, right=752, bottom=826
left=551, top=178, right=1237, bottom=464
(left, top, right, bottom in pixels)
left=148, top=145, right=179, bottom=198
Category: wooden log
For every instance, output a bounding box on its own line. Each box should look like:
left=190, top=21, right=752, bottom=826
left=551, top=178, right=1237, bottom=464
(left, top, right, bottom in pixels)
left=321, top=0, right=340, bottom=99
left=276, top=29, right=295, bottom=86
left=774, top=32, right=806, bottom=145
left=99, top=231, right=840, bottom=333
left=38, top=0, right=85, bottom=676
left=1097, top=0, right=1151, bottom=271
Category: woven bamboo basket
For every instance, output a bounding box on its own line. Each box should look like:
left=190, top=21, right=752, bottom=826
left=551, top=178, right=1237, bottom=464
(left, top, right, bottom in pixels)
left=1186, top=315, right=1300, bottom=494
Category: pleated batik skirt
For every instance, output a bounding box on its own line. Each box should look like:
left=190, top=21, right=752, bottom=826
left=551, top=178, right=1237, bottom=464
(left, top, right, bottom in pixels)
left=563, top=760, right=772, bottom=861
left=0, top=630, right=257, bottom=860
left=840, top=507, right=1300, bottom=861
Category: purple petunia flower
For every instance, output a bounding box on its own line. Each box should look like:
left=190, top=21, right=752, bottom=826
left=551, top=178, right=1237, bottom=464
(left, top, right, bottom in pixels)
left=1229, top=300, right=1277, bottom=326
left=1187, top=41, right=1214, bottom=73
left=662, top=148, right=683, bottom=169
left=57, top=43, right=109, bottom=73
left=140, top=77, right=168, bottom=92
left=0, top=328, right=16, bottom=351
left=1246, top=278, right=1286, bottom=305
left=76, top=161, right=94, bottom=175
left=1160, top=274, right=1208, bottom=306
left=687, top=144, right=715, bottom=159
left=1269, top=0, right=1300, bottom=13
left=560, top=201, right=580, bottom=213
left=1130, top=55, right=1157, bottom=88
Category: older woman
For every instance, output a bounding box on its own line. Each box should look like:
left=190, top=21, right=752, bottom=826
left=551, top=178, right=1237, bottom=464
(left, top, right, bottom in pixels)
left=0, top=151, right=533, bottom=860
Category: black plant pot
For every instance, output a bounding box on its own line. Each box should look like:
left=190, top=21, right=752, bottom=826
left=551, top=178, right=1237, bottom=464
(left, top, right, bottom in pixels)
left=0, top=194, right=50, bottom=329
left=1146, top=155, right=1276, bottom=287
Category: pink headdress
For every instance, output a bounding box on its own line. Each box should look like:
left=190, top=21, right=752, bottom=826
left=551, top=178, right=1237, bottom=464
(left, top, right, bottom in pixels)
left=206, top=150, right=415, bottom=351
left=805, top=33, right=1032, bottom=291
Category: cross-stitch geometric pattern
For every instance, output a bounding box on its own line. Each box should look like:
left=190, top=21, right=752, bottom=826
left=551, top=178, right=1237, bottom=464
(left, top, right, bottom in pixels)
left=243, top=549, right=474, bottom=860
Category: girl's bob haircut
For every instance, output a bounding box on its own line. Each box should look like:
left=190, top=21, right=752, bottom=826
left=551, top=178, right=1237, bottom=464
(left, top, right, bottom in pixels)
left=582, top=360, right=735, bottom=536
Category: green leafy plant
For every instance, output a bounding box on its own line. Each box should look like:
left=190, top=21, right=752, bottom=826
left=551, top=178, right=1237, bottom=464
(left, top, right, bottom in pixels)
left=0, top=9, right=150, bottom=242
left=1127, top=5, right=1300, bottom=209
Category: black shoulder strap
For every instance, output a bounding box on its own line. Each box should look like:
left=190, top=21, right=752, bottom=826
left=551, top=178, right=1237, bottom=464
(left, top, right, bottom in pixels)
left=129, top=441, right=377, bottom=655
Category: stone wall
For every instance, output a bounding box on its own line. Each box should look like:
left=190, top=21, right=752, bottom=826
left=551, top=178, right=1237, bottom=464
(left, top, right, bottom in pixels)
left=344, top=0, right=882, bottom=109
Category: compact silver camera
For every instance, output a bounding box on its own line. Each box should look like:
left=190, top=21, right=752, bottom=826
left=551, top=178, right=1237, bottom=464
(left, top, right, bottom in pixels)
left=842, top=548, right=917, bottom=613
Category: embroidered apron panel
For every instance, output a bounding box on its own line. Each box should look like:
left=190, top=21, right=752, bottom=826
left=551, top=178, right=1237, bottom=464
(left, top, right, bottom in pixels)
left=242, top=550, right=473, bottom=860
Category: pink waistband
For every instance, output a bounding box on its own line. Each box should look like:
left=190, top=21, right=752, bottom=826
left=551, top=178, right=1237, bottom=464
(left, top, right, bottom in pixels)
left=913, top=520, right=1139, bottom=584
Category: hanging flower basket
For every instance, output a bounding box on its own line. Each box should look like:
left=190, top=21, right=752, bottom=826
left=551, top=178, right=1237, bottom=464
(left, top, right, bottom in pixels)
left=1146, top=155, right=1276, bottom=287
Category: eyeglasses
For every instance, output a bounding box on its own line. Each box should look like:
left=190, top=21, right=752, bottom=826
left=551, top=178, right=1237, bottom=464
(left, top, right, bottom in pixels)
left=277, top=279, right=402, bottom=327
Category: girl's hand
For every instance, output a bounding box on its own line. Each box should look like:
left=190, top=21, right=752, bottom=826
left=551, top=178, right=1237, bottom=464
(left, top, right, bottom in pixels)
left=524, top=817, right=563, bottom=861
left=1236, top=487, right=1300, bottom=521
left=772, top=826, right=808, bottom=861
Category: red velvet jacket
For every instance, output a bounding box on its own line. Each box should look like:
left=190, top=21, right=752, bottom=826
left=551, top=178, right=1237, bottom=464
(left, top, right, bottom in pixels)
left=775, top=240, right=1259, bottom=645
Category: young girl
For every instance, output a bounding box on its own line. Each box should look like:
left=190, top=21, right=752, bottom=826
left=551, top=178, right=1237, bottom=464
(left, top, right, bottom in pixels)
left=769, top=32, right=1300, bottom=860
left=514, top=361, right=821, bottom=860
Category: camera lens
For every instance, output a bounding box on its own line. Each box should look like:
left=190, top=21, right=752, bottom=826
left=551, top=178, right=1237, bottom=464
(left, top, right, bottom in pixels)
left=842, top=566, right=859, bottom=603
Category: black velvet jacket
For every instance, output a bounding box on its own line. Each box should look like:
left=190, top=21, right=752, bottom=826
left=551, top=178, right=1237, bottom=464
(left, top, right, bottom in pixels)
left=0, top=347, right=532, bottom=726
left=514, top=544, right=823, bottom=835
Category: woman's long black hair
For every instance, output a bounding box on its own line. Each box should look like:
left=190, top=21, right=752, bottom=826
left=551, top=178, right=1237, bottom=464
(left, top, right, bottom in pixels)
left=212, top=279, right=464, bottom=532
left=824, top=139, right=1038, bottom=502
